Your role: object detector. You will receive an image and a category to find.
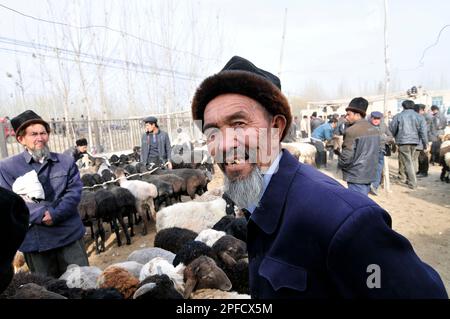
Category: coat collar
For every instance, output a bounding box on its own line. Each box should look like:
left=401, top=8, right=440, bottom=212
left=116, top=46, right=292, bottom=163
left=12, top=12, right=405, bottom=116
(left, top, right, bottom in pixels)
left=250, top=149, right=300, bottom=234
left=22, top=150, right=58, bottom=164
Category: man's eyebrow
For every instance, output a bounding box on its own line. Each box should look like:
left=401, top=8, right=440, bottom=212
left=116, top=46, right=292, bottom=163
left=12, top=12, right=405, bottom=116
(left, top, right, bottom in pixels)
left=203, top=111, right=250, bottom=131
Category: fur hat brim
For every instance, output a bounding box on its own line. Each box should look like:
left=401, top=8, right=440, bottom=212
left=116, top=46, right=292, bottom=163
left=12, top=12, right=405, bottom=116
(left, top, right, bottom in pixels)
left=15, top=119, right=50, bottom=139
left=345, top=107, right=366, bottom=117
left=191, top=70, right=292, bottom=141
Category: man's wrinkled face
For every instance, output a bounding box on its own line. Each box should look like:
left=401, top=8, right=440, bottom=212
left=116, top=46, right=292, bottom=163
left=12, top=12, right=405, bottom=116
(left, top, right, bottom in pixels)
left=17, top=124, right=50, bottom=161
left=203, top=94, right=284, bottom=181
left=18, top=124, right=49, bottom=151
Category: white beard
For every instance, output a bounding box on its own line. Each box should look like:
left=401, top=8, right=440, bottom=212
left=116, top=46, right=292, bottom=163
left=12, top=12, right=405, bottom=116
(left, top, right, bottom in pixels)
left=224, top=165, right=264, bottom=209
left=30, top=145, right=50, bottom=162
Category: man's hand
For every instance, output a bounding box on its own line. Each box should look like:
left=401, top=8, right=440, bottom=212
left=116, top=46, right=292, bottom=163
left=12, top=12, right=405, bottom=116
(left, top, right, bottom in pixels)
left=42, top=210, right=53, bottom=226
left=167, top=161, right=173, bottom=170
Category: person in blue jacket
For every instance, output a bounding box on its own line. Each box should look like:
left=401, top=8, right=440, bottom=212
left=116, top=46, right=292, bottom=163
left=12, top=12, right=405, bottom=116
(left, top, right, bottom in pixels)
left=0, top=110, right=88, bottom=278
left=191, top=56, right=448, bottom=299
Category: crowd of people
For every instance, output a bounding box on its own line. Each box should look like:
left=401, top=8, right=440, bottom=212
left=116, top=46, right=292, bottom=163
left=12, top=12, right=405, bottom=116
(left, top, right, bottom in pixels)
left=290, top=97, right=449, bottom=195
left=0, top=55, right=448, bottom=299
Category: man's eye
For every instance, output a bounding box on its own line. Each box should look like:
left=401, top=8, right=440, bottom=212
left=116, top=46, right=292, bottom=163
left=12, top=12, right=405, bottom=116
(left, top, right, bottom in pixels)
left=233, top=122, right=246, bottom=128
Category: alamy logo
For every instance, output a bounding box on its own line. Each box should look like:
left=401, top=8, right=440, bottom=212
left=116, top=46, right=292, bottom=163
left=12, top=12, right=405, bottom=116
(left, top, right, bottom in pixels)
left=366, top=264, right=381, bottom=289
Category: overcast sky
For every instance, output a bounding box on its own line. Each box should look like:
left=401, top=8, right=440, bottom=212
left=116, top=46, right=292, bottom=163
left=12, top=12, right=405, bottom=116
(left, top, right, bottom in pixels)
left=0, top=0, right=449, bottom=116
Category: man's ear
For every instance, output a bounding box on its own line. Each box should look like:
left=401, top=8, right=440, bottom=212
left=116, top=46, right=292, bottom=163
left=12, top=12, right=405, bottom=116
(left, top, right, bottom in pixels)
left=272, top=115, right=287, bottom=139
left=16, top=136, right=25, bottom=146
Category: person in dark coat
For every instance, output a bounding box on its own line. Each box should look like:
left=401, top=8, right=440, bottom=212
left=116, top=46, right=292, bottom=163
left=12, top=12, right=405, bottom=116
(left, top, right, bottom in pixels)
left=140, top=116, right=172, bottom=169
left=0, top=110, right=88, bottom=278
left=0, top=187, right=29, bottom=293
left=339, top=98, right=380, bottom=195
left=63, top=138, right=89, bottom=163
left=191, top=55, right=447, bottom=299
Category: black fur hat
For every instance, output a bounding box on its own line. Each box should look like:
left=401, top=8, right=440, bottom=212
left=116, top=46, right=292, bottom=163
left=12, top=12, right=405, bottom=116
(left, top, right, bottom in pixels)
left=11, top=110, right=50, bottom=137
left=346, top=97, right=369, bottom=117
left=191, top=56, right=292, bottom=140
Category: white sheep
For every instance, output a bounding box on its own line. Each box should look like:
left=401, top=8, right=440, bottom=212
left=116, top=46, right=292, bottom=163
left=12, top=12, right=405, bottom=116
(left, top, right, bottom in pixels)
left=115, top=167, right=158, bottom=235
left=156, top=198, right=226, bottom=233
left=139, top=257, right=185, bottom=295
left=195, top=229, right=227, bottom=247
left=281, top=142, right=316, bottom=165
left=127, top=247, right=175, bottom=265
left=59, top=264, right=102, bottom=290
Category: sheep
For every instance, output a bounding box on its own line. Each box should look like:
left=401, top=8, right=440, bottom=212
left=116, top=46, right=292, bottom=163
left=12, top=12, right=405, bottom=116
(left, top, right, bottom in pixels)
left=97, top=266, right=140, bottom=299
left=104, top=261, right=144, bottom=279
left=109, top=186, right=137, bottom=238
left=212, top=216, right=247, bottom=243
left=133, top=274, right=183, bottom=299
left=127, top=247, right=175, bottom=265
left=195, top=229, right=227, bottom=247
left=190, top=288, right=250, bottom=299
left=156, top=168, right=210, bottom=199
left=156, top=198, right=227, bottom=233
left=11, top=283, right=67, bottom=299
left=212, top=235, right=247, bottom=268
left=140, top=175, right=174, bottom=210
left=172, top=240, right=214, bottom=267
left=154, top=227, right=198, bottom=254
left=115, top=167, right=158, bottom=235
left=59, top=264, right=103, bottom=290
left=281, top=142, right=317, bottom=165
left=139, top=257, right=185, bottom=294
left=12, top=251, right=28, bottom=273
left=183, top=256, right=232, bottom=299
left=1, top=271, right=123, bottom=299
left=94, top=188, right=131, bottom=249
left=440, top=140, right=450, bottom=183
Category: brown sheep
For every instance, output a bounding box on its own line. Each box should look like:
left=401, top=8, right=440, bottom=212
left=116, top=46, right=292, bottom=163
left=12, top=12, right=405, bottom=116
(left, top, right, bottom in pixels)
left=97, top=266, right=139, bottom=299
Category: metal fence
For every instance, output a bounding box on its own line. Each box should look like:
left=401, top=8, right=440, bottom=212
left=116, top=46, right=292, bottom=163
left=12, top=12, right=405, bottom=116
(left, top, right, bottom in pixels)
left=0, top=112, right=204, bottom=159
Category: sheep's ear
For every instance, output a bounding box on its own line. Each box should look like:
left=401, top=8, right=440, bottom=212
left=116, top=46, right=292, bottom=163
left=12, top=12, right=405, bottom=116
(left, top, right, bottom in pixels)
left=183, top=277, right=197, bottom=299
left=219, top=251, right=237, bottom=267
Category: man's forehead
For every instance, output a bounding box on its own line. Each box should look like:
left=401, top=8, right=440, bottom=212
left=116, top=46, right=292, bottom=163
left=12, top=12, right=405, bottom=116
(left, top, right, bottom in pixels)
left=25, top=124, right=47, bottom=132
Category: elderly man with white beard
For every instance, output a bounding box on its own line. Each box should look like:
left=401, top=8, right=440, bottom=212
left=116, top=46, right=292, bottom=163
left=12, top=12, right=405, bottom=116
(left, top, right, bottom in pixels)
left=190, top=56, right=447, bottom=299
left=0, top=110, right=88, bottom=278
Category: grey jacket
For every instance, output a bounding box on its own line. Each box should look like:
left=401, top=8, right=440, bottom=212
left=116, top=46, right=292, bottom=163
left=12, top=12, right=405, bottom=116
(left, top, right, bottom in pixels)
left=429, top=111, right=447, bottom=142
left=389, top=109, right=428, bottom=146
left=140, top=130, right=172, bottom=164
left=370, top=121, right=394, bottom=151
left=339, top=119, right=380, bottom=184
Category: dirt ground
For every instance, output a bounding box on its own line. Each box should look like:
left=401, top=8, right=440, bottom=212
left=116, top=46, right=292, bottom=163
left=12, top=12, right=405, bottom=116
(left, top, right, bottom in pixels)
left=87, top=155, right=450, bottom=293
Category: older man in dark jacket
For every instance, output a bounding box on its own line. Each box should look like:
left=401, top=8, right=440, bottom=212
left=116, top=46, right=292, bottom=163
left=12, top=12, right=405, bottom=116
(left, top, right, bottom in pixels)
left=0, top=110, right=88, bottom=278
left=338, top=98, right=380, bottom=195
left=191, top=56, right=447, bottom=299
left=390, top=100, right=428, bottom=189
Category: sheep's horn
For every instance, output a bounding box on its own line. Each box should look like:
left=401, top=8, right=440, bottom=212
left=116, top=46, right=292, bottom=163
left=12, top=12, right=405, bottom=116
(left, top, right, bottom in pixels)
left=133, top=283, right=156, bottom=299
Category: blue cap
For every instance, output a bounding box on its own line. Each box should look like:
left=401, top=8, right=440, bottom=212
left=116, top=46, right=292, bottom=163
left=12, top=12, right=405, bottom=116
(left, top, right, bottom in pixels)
left=370, top=111, right=383, bottom=118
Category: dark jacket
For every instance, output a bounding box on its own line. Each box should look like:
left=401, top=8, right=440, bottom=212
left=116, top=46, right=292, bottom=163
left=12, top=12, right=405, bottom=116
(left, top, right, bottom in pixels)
left=247, top=150, right=447, bottom=299
left=140, top=130, right=172, bottom=164
left=389, top=109, right=428, bottom=145
left=338, top=119, right=380, bottom=184
left=0, top=151, right=85, bottom=253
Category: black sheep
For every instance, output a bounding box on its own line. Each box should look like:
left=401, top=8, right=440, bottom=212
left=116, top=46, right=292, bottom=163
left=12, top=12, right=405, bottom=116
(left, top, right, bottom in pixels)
left=154, top=227, right=198, bottom=254
left=133, top=274, right=183, bottom=299
left=172, top=240, right=214, bottom=267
